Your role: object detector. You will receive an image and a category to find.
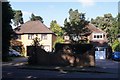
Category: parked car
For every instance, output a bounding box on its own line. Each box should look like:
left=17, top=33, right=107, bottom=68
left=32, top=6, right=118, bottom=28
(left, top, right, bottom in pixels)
left=9, top=49, right=21, bottom=57
left=112, top=51, right=120, bottom=61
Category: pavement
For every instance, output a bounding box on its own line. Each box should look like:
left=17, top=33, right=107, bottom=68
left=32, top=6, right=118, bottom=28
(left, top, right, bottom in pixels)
left=2, top=57, right=119, bottom=74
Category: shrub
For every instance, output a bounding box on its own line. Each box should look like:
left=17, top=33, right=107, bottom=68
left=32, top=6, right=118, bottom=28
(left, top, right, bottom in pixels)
left=112, top=40, right=120, bottom=52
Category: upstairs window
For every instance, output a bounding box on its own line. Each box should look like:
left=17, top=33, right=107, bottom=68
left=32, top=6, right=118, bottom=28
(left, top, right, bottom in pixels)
left=41, top=34, right=47, bottom=40
left=28, top=34, right=34, bottom=40
left=100, top=35, right=102, bottom=38
left=93, top=33, right=103, bottom=40
left=94, top=35, right=96, bottom=38
left=97, top=35, right=99, bottom=38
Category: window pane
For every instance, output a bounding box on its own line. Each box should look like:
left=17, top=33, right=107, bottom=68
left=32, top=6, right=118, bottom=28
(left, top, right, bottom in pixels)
left=100, top=35, right=102, bottom=38
left=94, top=35, right=96, bottom=38
left=97, top=35, right=99, bottom=38
left=28, top=34, right=34, bottom=40
left=41, top=34, right=47, bottom=40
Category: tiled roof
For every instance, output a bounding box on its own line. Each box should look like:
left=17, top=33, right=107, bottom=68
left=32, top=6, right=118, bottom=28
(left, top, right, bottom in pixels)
left=15, top=20, right=53, bottom=34
left=86, top=23, right=106, bottom=33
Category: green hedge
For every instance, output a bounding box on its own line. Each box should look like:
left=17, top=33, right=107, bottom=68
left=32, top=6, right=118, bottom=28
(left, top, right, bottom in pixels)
left=112, top=40, right=120, bottom=52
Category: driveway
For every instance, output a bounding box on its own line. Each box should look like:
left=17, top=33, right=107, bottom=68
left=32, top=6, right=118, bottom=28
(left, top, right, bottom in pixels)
left=95, top=59, right=119, bottom=69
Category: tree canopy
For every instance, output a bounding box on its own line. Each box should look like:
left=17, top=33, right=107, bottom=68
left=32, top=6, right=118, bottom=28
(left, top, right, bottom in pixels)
left=30, top=13, right=44, bottom=23
left=2, top=2, right=14, bottom=61
left=50, top=20, right=64, bottom=36
left=50, top=20, right=64, bottom=47
left=12, top=10, right=24, bottom=27
left=63, top=9, right=90, bottom=43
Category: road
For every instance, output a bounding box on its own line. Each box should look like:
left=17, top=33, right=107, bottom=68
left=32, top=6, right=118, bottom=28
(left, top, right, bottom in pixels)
left=2, top=57, right=120, bottom=79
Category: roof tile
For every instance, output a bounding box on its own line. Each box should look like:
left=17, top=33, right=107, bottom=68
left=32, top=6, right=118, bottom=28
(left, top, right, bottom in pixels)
left=15, top=20, right=53, bottom=34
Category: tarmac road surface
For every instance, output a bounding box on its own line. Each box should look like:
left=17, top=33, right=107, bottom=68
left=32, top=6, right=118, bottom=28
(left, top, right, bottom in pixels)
left=2, top=57, right=120, bottom=79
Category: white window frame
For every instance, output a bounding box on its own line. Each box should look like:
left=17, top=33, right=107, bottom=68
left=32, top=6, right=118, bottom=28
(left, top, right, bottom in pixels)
left=41, top=34, right=47, bottom=40
left=92, top=33, right=104, bottom=40
left=28, top=34, right=34, bottom=40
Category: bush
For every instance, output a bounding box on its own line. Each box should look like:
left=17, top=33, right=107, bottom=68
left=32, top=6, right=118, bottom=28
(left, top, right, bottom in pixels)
left=54, top=43, right=93, bottom=54
left=112, top=40, right=120, bottom=52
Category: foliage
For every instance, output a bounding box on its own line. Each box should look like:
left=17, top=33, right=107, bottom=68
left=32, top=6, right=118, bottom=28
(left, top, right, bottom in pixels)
left=10, top=39, right=23, bottom=46
left=12, top=10, right=24, bottom=27
left=91, top=13, right=120, bottom=45
left=112, top=40, right=120, bottom=52
left=10, top=39, right=25, bottom=56
left=30, top=13, right=44, bottom=23
left=31, top=37, right=41, bottom=46
left=50, top=20, right=64, bottom=36
left=50, top=20, right=64, bottom=48
left=2, top=2, right=14, bottom=61
left=28, top=37, right=44, bottom=65
left=63, top=9, right=90, bottom=43
left=53, top=37, right=64, bottom=48
left=118, top=13, right=120, bottom=27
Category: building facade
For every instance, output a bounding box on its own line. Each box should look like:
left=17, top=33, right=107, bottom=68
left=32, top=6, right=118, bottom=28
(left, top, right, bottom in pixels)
left=86, top=23, right=108, bottom=47
left=63, top=23, right=108, bottom=59
left=14, top=20, right=56, bottom=56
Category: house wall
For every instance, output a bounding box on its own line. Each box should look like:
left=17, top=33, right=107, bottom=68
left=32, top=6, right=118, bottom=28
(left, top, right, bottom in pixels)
left=17, top=33, right=53, bottom=56
left=88, top=32, right=107, bottom=45
left=88, top=32, right=108, bottom=59
left=52, top=34, right=57, bottom=48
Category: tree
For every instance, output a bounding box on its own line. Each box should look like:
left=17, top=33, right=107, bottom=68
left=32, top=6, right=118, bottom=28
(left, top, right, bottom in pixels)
left=50, top=20, right=64, bottom=47
left=2, top=2, right=14, bottom=61
left=110, top=15, right=120, bottom=44
left=30, top=13, right=44, bottom=23
left=112, top=40, right=120, bottom=52
left=50, top=20, right=64, bottom=36
left=63, top=9, right=90, bottom=43
left=12, top=10, right=24, bottom=27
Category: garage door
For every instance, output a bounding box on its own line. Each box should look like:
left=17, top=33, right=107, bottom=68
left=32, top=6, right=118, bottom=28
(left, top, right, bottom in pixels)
left=95, top=47, right=106, bottom=59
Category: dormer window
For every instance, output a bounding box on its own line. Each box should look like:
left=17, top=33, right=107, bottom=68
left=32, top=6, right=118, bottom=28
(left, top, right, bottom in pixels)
left=93, top=33, right=104, bottom=40
left=94, top=35, right=96, bottom=38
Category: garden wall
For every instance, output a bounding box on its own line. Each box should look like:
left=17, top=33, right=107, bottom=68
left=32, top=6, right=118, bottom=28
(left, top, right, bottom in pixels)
left=28, top=43, right=95, bottom=67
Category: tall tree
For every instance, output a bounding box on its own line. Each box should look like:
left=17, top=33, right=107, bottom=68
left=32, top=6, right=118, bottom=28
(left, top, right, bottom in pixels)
left=118, top=13, right=120, bottom=33
left=2, top=2, right=14, bottom=61
left=50, top=20, right=64, bottom=47
left=13, top=10, right=24, bottom=27
left=64, top=9, right=90, bottom=43
left=30, top=13, right=44, bottom=23
left=50, top=20, right=64, bottom=36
